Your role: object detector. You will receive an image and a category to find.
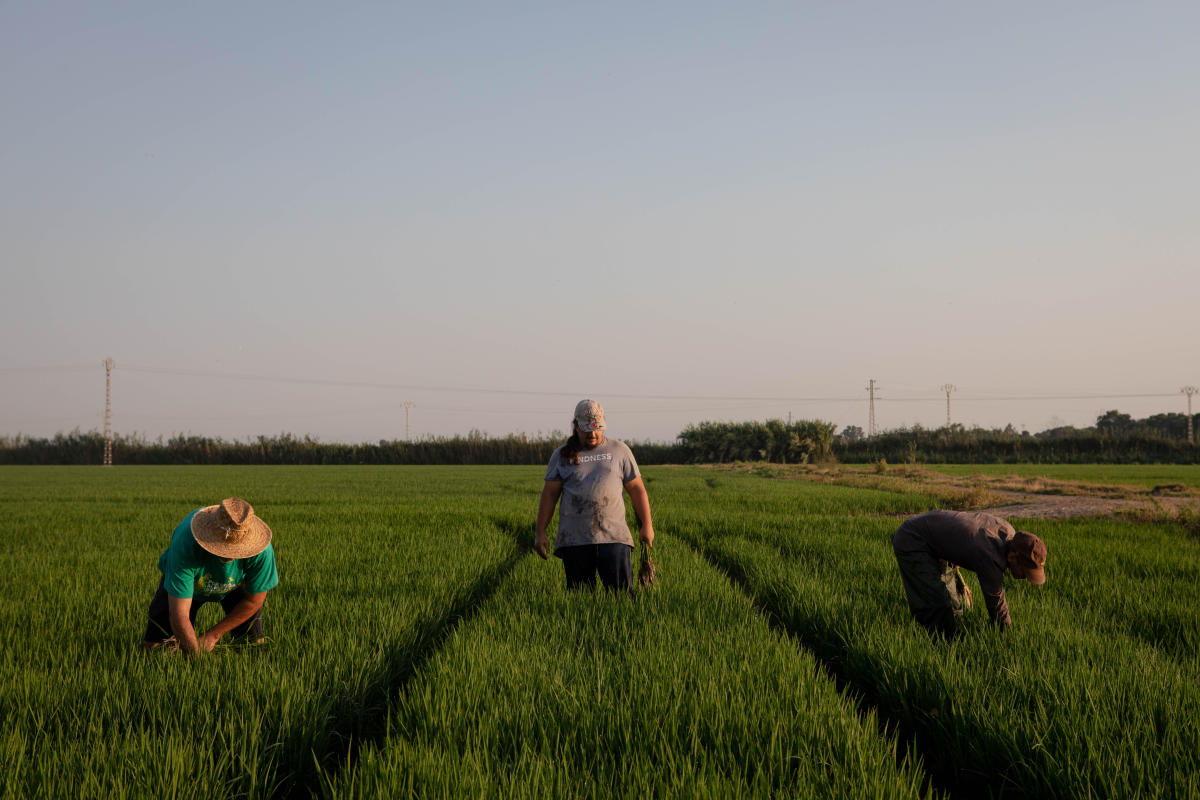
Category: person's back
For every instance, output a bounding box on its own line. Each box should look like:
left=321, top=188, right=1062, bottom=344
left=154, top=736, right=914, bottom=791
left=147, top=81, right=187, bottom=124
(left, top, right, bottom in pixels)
left=892, top=510, right=1046, bottom=636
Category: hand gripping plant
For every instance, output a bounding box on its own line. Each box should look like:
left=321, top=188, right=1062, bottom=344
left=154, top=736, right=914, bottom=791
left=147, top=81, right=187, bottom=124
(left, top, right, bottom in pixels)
left=638, top=545, right=656, bottom=588
left=954, top=566, right=973, bottom=610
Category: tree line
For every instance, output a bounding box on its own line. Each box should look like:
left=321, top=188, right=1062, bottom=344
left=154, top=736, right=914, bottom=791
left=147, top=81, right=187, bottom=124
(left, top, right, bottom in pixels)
left=0, top=430, right=682, bottom=466
left=836, top=424, right=1200, bottom=465
left=1, top=410, right=1196, bottom=465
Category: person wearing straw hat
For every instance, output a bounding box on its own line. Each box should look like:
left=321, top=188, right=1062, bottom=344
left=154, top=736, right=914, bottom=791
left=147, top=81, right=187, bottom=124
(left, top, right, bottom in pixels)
left=534, top=399, right=654, bottom=590
left=142, top=498, right=279, bottom=655
left=892, top=510, right=1047, bottom=638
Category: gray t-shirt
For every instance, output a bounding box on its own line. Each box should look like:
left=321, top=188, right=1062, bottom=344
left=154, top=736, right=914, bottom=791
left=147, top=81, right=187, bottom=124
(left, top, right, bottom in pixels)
left=544, top=438, right=640, bottom=553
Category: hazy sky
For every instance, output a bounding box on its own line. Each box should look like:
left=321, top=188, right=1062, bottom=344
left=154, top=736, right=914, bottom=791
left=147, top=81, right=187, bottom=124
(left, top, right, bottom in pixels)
left=3, top=2, right=1197, bottom=443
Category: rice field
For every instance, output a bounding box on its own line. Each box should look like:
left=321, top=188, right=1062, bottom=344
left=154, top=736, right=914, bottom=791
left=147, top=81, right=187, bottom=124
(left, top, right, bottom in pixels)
left=923, top=462, right=1200, bottom=489
left=1, top=464, right=1197, bottom=799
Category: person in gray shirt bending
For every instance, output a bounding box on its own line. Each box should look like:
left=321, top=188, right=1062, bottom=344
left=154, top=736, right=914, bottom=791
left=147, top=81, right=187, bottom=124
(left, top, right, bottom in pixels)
left=892, top=510, right=1047, bottom=638
left=535, top=399, right=654, bottom=590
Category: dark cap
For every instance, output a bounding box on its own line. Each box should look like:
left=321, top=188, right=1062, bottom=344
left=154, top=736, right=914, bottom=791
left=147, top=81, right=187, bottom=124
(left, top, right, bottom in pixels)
left=1010, top=530, right=1047, bottom=585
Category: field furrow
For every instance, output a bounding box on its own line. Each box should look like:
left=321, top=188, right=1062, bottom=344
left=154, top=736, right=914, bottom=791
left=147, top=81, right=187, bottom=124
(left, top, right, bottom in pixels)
left=0, top=468, right=527, bottom=800
left=330, top=539, right=930, bottom=799
left=673, top=512, right=1200, bottom=799
left=2, top=465, right=1197, bottom=799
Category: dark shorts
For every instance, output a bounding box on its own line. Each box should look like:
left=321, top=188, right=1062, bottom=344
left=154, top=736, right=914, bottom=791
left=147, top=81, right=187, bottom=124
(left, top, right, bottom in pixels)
left=557, top=543, right=634, bottom=591
left=143, top=579, right=265, bottom=644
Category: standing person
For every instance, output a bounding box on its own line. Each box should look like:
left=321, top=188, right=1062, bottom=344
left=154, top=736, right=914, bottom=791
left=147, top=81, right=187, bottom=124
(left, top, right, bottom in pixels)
left=142, top=497, right=279, bottom=655
left=535, top=399, right=654, bottom=590
left=892, top=510, right=1046, bottom=637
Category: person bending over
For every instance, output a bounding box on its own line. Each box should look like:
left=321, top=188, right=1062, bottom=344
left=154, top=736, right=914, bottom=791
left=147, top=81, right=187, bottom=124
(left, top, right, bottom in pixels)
left=892, top=510, right=1046, bottom=638
left=142, top=497, right=278, bottom=655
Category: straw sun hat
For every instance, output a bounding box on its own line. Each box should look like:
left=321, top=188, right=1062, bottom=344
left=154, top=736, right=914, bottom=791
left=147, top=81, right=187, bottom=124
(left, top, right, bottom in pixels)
left=190, top=497, right=273, bottom=559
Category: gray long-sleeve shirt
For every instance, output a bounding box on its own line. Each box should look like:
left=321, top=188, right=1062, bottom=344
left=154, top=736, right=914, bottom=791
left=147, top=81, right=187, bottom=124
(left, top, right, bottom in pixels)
left=893, top=510, right=1018, bottom=626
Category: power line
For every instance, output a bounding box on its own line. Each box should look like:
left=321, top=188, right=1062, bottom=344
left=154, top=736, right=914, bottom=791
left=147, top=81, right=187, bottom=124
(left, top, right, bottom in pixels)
left=110, top=364, right=1182, bottom=404
left=115, top=364, right=860, bottom=402
left=940, top=393, right=1174, bottom=402
left=0, top=364, right=95, bottom=372
left=4, top=361, right=1187, bottom=410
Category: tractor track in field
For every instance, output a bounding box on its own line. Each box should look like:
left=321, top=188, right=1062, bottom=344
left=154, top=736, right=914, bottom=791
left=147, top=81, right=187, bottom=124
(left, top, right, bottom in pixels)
left=676, top=533, right=966, bottom=800
left=278, top=519, right=533, bottom=800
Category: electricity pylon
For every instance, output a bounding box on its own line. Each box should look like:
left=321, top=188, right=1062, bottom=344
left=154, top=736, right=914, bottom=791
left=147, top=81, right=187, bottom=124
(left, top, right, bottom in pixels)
left=940, top=384, right=956, bottom=429
left=866, top=379, right=879, bottom=437
left=1183, top=386, right=1198, bottom=443
left=102, top=358, right=115, bottom=466
left=402, top=401, right=415, bottom=442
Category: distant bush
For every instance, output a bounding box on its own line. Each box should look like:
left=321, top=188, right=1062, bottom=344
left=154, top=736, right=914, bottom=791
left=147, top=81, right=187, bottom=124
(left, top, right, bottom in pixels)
left=676, top=419, right=836, bottom=464
left=0, top=430, right=685, bottom=466
left=5, top=408, right=1195, bottom=465
left=835, top=423, right=1200, bottom=465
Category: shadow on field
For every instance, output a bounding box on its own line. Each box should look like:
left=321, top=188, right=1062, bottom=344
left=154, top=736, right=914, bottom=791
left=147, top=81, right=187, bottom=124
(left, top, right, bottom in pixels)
left=679, top=532, right=1011, bottom=800
left=490, top=514, right=537, bottom=551
left=275, top=516, right=533, bottom=800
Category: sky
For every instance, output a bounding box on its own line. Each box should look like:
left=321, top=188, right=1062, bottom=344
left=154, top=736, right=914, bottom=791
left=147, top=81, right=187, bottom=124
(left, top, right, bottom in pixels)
left=2, top=1, right=1198, bottom=444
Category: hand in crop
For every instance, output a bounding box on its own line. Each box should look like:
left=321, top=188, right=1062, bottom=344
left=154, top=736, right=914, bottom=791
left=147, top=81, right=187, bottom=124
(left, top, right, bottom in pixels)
left=638, top=548, right=656, bottom=588
left=198, top=631, right=219, bottom=653
left=639, top=525, right=654, bottom=548
left=954, top=567, right=973, bottom=610
left=533, top=531, right=549, bottom=559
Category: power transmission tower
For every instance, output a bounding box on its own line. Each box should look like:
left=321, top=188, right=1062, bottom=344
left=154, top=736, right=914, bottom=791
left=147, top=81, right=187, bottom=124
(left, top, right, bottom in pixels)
left=1182, top=386, right=1198, bottom=443
left=402, top=401, right=415, bottom=442
left=102, top=357, right=115, bottom=466
left=866, top=379, right=879, bottom=437
left=940, top=384, right=956, bottom=429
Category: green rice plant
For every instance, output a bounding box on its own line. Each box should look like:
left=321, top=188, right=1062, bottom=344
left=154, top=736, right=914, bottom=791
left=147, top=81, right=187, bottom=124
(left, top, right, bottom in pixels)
left=330, top=539, right=931, bottom=799
left=0, top=466, right=528, bottom=799
left=674, top=511, right=1200, bottom=798
left=4, top=464, right=1197, bottom=799
left=647, top=466, right=936, bottom=518
left=925, top=463, right=1200, bottom=490
left=1005, top=518, right=1199, bottom=666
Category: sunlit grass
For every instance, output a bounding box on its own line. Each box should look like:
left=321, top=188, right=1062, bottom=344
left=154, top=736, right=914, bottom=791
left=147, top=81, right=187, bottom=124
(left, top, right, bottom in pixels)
left=1, top=465, right=1196, bottom=798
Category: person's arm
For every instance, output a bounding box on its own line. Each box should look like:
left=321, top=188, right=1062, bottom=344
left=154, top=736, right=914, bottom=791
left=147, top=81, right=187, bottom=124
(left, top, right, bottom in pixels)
left=167, top=595, right=201, bottom=655
left=199, top=591, right=267, bottom=651
left=534, top=480, right=563, bottom=559
left=623, top=476, right=654, bottom=547
left=977, top=567, right=1012, bottom=629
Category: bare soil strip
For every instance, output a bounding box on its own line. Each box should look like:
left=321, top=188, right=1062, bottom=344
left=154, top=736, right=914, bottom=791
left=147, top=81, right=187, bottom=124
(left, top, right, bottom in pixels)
left=707, top=463, right=1200, bottom=524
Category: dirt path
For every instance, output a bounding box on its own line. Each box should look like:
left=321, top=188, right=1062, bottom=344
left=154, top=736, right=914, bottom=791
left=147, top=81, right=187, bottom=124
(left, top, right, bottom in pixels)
left=975, top=492, right=1192, bottom=519
left=709, top=463, right=1200, bottom=522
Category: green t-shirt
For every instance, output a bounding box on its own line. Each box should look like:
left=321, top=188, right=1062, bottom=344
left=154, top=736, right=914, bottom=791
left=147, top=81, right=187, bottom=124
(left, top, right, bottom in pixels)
left=157, top=508, right=279, bottom=600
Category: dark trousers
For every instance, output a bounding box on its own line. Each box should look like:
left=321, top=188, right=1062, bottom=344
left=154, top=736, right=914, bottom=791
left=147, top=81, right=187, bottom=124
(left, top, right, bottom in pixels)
left=143, top=579, right=265, bottom=643
left=558, top=544, right=634, bottom=591
left=892, top=543, right=964, bottom=639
